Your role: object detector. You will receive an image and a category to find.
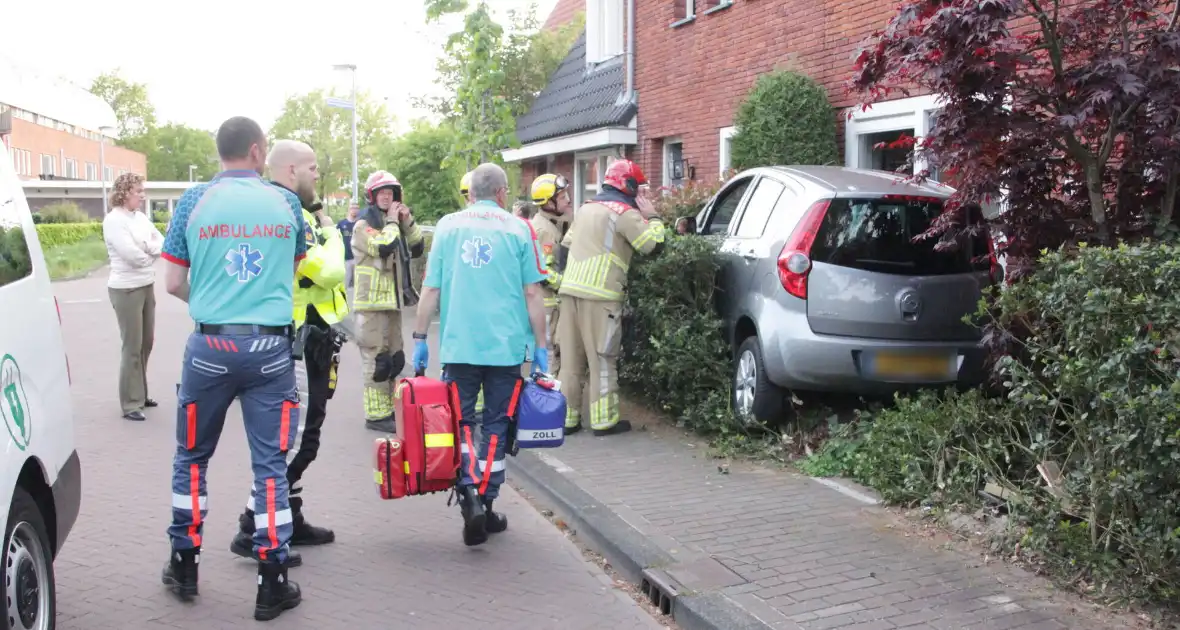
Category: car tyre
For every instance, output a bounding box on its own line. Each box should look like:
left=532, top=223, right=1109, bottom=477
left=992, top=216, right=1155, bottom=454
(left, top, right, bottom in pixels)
left=2, top=487, right=55, bottom=630
left=733, top=336, right=787, bottom=424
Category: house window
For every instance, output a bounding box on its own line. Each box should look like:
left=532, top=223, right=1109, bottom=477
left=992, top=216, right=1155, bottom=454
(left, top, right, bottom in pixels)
left=586, top=0, right=624, bottom=64
left=64, top=158, right=78, bottom=179
left=10, top=149, right=31, bottom=176
left=85, top=162, right=97, bottom=181
left=844, top=94, right=942, bottom=178
left=104, top=166, right=114, bottom=182
left=573, top=151, right=617, bottom=208
left=675, top=0, right=696, bottom=20
left=663, top=137, right=684, bottom=188
left=39, top=154, right=55, bottom=176
left=719, top=126, right=736, bottom=178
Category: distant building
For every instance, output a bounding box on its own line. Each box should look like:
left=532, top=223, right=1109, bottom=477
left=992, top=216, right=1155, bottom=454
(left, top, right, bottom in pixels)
left=0, top=55, right=147, bottom=215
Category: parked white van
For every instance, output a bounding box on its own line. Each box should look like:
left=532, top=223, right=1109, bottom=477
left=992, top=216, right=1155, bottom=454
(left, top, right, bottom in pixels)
left=0, top=146, right=82, bottom=629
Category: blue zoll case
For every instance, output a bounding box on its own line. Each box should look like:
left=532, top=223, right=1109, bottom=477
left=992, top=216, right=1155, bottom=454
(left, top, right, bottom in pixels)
left=514, top=375, right=567, bottom=449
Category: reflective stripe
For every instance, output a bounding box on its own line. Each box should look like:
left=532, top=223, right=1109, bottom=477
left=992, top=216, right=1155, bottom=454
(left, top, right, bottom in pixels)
left=254, top=507, right=294, bottom=530
left=187, top=463, right=202, bottom=547
left=477, top=458, right=506, bottom=473
left=173, top=493, right=207, bottom=510
left=424, top=432, right=454, bottom=448
left=630, top=221, right=666, bottom=250
left=543, top=296, right=560, bottom=308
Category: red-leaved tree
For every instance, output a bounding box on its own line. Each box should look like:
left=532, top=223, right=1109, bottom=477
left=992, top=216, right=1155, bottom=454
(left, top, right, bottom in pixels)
left=853, top=0, right=1180, bottom=279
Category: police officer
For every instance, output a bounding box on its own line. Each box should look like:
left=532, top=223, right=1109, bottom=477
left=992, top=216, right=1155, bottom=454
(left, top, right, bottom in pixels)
left=351, top=170, right=426, bottom=432
left=228, top=140, right=346, bottom=565
left=557, top=159, right=665, bottom=436
left=159, top=116, right=304, bottom=621
left=530, top=173, right=572, bottom=376
left=412, top=163, right=549, bottom=546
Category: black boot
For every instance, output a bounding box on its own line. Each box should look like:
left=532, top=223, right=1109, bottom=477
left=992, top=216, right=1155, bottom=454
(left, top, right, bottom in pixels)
left=161, top=548, right=200, bottom=601
left=484, top=499, right=508, bottom=534
left=458, top=485, right=488, bottom=547
left=593, top=419, right=633, bottom=437
left=290, top=498, right=335, bottom=547
left=365, top=416, right=395, bottom=433
left=254, top=561, right=302, bottom=621
left=565, top=422, right=583, bottom=435
left=230, top=509, right=302, bottom=567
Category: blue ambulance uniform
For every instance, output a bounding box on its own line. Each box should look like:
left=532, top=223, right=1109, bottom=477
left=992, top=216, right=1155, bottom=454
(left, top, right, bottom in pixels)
left=424, top=199, right=546, bottom=501
left=161, top=169, right=307, bottom=565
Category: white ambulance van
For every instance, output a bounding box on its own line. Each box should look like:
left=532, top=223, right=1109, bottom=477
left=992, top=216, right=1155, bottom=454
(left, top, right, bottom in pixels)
left=0, top=144, right=82, bottom=629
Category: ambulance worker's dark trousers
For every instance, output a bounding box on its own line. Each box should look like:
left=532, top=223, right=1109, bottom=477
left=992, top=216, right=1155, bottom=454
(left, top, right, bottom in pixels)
left=235, top=313, right=336, bottom=556
left=168, top=331, right=299, bottom=564
left=444, top=363, right=517, bottom=545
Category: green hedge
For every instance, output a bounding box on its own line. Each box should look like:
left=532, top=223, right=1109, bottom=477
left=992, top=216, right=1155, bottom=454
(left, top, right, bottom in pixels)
left=35, top=222, right=170, bottom=249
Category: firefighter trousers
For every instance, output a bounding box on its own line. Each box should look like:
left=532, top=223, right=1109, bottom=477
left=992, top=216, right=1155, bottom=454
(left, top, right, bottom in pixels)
left=545, top=305, right=561, bottom=377
left=557, top=297, right=623, bottom=431
left=445, top=364, right=519, bottom=501
left=242, top=322, right=332, bottom=520
left=169, top=331, right=299, bottom=564
left=356, top=310, right=402, bottom=421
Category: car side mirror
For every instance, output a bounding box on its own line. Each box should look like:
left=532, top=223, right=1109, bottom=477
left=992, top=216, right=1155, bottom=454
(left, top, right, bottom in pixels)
left=675, top=216, right=697, bottom=235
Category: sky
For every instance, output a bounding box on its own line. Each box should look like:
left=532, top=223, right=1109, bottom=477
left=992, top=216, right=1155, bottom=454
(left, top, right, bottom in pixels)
left=1, top=0, right=558, bottom=135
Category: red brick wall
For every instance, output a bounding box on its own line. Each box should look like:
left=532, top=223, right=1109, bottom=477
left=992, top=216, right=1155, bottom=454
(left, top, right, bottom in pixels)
left=519, top=154, right=577, bottom=199
left=7, top=118, right=146, bottom=181
left=633, top=0, right=904, bottom=186
left=543, top=0, right=584, bottom=31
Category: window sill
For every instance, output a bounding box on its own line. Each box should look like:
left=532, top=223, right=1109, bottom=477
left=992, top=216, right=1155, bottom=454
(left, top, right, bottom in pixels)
left=702, top=2, right=733, bottom=16
left=670, top=15, right=696, bottom=28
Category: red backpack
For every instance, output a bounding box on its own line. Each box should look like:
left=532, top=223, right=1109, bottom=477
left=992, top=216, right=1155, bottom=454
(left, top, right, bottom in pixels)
left=374, top=374, right=461, bottom=500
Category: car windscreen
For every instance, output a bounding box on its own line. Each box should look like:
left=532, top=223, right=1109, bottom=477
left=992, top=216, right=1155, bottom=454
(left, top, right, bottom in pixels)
left=809, top=197, right=989, bottom=276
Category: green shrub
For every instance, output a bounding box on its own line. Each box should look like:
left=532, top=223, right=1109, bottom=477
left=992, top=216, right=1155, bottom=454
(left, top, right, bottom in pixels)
left=729, top=70, right=839, bottom=170
left=35, top=223, right=103, bottom=248
left=37, top=202, right=92, bottom=224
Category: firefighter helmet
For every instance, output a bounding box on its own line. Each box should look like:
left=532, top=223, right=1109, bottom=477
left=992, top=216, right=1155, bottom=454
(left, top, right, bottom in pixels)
left=365, top=170, right=402, bottom=204
left=530, top=173, right=569, bottom=206
left=459, top=170, right=473, bottom=197
left=603, top=159, right=647, bottom=197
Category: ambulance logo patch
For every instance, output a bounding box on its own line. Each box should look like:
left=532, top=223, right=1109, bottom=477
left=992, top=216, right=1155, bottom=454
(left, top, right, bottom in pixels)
left=461, top=237, right=493, bottom=268
left=225, top=243, right=265, bottom=282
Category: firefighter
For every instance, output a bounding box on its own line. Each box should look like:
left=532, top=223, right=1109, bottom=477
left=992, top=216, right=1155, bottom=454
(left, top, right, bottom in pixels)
left=530, top=173, right=572, bottom=376
left=229, top=140, right=346, bottom=566
left=159, top=116, right=302, bottom=620
left=352, top=170, right=425, bottom=433
left=459, top=170, right=474, bottom=205
left=557, top=159, right=665, bottom=436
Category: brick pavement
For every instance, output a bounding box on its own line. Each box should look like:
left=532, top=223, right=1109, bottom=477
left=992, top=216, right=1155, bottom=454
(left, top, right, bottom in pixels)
left=528, top=412, right=1121, bottom=630
left=49, top=265, right=661, bottom=630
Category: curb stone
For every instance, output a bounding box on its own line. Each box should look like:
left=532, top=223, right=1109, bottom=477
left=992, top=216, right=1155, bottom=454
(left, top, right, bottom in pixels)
left=511, top=449, right=784, bottom=630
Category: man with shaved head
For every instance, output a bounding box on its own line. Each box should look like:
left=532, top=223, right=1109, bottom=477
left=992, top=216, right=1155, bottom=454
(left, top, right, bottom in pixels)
left=226, top=139, right=349, bottom=567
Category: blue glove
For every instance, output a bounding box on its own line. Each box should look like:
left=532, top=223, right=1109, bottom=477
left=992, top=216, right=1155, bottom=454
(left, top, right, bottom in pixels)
left=532, top=347, right=549, bottom=376
left=412, top=339, right=429, bottom=374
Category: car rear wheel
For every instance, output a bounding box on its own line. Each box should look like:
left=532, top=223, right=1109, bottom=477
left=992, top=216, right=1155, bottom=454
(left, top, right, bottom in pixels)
left=3, top=487, right=54, bottom=630
left=733, top=337, right=786, bottom=424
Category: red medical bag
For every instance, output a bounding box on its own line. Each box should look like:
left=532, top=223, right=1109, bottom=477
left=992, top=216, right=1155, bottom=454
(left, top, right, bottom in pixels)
left=373, top=374, right=461, bottom=499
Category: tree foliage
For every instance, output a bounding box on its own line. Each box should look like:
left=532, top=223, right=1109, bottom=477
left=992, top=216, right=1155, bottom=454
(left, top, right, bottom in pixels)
left=269, top=89, right=393, bottom=202
left=853, top=0, right=1180, bottom=279
left=377, top=120, right=464, bottom=223
left=89, top=70, right=157, bottom=139
left=729, top=70, right=840, bottom=170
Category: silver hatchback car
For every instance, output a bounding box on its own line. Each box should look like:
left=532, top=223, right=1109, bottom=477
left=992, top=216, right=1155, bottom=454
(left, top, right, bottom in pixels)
left=678, top=166, right=999, bottom=423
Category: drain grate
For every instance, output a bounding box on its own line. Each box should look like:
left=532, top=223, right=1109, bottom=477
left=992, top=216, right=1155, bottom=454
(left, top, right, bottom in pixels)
left=639, top=569, right=678, bottom=616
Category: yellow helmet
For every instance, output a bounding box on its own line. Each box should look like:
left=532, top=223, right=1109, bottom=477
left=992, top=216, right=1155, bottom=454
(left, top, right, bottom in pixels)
left=459, top=171, right=473, bottom=196
left=530, top=173, right=569, bottom=206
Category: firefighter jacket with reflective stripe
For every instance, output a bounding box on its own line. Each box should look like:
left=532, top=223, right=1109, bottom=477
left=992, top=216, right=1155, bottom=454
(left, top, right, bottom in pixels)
left=351, top=205, right=425, bottom=311
left=294, top=208, right=349, bottom=328
left=531, top=210, right=567, bottom=308
left=558, top=192, right=666, bottom=303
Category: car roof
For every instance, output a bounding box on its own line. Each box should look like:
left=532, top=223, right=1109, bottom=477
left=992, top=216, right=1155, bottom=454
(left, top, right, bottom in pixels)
left=742, top=165, right=953, bottom=199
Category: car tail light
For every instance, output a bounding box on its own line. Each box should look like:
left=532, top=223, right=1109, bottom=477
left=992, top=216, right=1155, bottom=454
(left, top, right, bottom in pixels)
left=777, top=199, right=831, bottom=299
left=54, top=296, right=71, bottom=384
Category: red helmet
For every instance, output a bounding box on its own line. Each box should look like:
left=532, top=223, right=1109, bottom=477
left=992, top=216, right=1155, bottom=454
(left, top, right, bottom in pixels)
left=603, top=159, right=647, bottom=197
left=365, top=170, right=402, bottom=204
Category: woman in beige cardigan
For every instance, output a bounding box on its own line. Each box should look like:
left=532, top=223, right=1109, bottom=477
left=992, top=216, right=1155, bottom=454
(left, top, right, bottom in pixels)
left=102, top=173, right=163, bottom=421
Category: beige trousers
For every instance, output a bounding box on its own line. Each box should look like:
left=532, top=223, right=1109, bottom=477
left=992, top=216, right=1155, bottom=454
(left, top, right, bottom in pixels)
left=109, top=284, right=155, bottom=413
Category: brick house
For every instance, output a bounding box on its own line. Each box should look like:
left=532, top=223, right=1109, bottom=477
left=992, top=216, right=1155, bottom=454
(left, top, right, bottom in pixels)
left=506, top=0, right=943, bottom=195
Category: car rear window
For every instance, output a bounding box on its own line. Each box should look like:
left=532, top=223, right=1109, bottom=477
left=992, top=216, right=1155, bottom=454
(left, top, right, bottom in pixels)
left=0, top=193, right=33, bottom=287
left=809, top=197, right=989, bottom=276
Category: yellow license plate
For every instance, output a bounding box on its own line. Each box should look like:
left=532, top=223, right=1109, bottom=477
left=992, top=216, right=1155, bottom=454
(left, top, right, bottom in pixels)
left=870, top=352, right=955, bottom=380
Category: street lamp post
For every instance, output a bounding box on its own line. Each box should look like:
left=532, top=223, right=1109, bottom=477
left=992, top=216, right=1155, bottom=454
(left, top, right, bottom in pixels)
left=99, top=126, right=114, bottom=214
left=189, top=165, right=197, bottom=182
left=331, top=64, right=359, bottom=203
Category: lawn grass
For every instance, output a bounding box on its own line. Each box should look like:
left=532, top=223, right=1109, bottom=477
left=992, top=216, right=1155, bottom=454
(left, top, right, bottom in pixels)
left=43, top=235, right=111, bottom=281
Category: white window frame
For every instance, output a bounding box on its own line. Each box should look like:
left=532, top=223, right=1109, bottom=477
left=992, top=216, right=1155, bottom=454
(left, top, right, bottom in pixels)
left=718, top=126, right=736, bottom=178
left=662, top=136, right=685, bottom=188
left=104, top=165, right=114, bottom=182
left=844, top=94, right=943, bottom=176
left=85, top=162, right=97, bottom=181
left=573, top=149, right=621, bottom=208
left=586, top=0, right=624, bottom=65
left=40, top=154, right=55, bottom=176
left=685, top=0, right=697, bottom=18
left=64, top=158, right=77, bottom=179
